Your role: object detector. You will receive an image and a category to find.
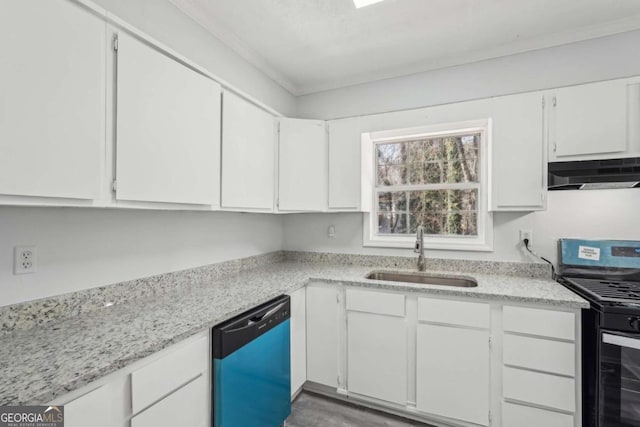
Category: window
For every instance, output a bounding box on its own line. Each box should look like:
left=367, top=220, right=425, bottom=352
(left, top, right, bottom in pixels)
left=363, top=120, right=492, bottom=251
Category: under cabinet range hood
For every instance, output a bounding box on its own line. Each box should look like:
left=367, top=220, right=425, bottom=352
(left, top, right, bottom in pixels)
left=548, top=157, right=640, bottom=190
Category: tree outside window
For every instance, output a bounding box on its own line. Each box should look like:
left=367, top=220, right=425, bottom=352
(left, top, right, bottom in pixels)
left=375, top=133, right=480, bottom=237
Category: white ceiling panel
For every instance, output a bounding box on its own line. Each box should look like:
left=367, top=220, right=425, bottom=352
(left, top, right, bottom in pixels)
left=170, top=0, right=640, bottom=94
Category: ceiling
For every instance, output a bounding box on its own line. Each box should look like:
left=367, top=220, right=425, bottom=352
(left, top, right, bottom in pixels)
left=170, top=0, right=640, bottom=95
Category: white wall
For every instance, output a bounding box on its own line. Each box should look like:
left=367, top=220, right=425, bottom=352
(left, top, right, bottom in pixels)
left=0, top=207, right=283, bottom=307
left=287, top=30, right=640, bottom=265
left=90, top=0, right=296, bottom=115
left=296, top=29, right=640, bottom=119
left=0, top=0, right=295, bottom=308
left=283, top=191, right=640, bottom=265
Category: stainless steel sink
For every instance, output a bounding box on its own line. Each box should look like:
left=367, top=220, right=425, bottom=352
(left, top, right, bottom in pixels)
left=366, top=271, right=478, bottom=288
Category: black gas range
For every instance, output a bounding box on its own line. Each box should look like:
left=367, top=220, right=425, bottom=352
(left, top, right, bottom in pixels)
left=558, top=239, right=640, bottom=427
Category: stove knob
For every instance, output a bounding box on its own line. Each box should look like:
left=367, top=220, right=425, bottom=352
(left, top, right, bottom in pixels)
left=629, top=317, right=640, bottom=332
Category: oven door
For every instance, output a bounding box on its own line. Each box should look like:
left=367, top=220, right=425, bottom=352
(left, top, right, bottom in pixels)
left=600, top=331, right=640, bottom=426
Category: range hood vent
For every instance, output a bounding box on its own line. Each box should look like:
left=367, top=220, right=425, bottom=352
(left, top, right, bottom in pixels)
left=548, top=157, right=640, bottom=191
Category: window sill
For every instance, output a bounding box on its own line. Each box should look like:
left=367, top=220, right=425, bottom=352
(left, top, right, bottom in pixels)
left=362, top=213, right=494, bottom=252
left=363, top=235, right=494, bottom=252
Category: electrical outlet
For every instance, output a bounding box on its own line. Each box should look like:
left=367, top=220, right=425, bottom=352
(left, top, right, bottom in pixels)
left=328, top=225, right=336, bottom=238
left=519, top=230, right=533, bottom=244
left=14, top=246, right=37, bottom=275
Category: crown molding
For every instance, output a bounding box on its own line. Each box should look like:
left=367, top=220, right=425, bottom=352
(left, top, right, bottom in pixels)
left=169, top=1, right=640, bottom=98
left=297, top=14, right=640, bottom=95
left=169, top=0, right=300, bottom=95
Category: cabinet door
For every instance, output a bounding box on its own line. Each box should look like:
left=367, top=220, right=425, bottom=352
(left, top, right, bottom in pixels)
left=328, top=117, right=361, bottom=210
left=0, top=0, right=105, bottom=200
left=221, top=91, right=275, bottom=210
left=116, top=32, right=221, bottom=206
left=131, top=375, right=208, bottom=427
left=306, top=284, right=339, bottom=388
left=416, top=324, right=490, bottom=426
left=347, top=311, right=407, bottom=405
left=490, top=92, right=546, bottom=211
left=278, top=118, right=327, bottom=211
left=64, top=377, right=129, bottom=427
left=552, top=79, right=628, bottom=158
left=289, top=287, right=307, bottom=396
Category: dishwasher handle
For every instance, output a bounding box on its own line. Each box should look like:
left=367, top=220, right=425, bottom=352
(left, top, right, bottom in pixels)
left=249, top=302, right=287, bottom=325
left=213, top=295, right=290, bottom=359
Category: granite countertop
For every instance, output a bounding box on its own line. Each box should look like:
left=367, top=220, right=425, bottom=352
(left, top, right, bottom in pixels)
left=0, top=259, right=588, bottom=406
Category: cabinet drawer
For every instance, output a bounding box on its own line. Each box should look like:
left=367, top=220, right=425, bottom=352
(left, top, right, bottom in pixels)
left=503, top=367, right=575, bottom=412
left=346, top=289, right=405, bottom=317
left=131, top=335, right=209, bottom=413
left=503, top=306, right=575, bottom=341
left=418, top=298, right=490, bottom=328
left=503, top=402, right=573, bottom=427
left=131, top=375, right=208, bottom=427
left=64, top=379, right=127, bottom=427
left=504, top=334, right=575, bottom=376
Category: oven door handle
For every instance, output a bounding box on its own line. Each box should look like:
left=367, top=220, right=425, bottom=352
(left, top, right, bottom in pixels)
left=603, top=332, right=640, bottom=350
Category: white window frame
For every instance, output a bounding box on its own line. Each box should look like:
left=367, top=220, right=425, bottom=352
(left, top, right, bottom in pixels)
left=361, top=119, right=493, bottom=251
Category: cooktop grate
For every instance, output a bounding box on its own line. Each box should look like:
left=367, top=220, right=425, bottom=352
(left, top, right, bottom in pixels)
left=570, top=278, right=640, bottom=302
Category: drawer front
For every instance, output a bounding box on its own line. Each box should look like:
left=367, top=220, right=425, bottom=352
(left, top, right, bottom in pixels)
left=131, top=375, right=208, bottom=427
left=346, top=288, right=405, bottom=317
left=64, top=380, right=126, bottom=427
left=418, top=297, right=490, bottom=328
left=503, top=367, right=575, bottom=412
left=131, top=335, right=209, bottom=413
left=503, top=402, right=574, bottom=427
left=504, top=334, right=575, bottom=376
left=503, top=306, right=575, bottom=341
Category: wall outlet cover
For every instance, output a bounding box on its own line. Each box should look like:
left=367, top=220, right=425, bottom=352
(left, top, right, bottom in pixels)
left=14, top=246, right=37, bottom=275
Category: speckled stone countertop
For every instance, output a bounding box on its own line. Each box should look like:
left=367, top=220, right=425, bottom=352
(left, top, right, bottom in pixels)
left=0, top=255, right=587, bottom=406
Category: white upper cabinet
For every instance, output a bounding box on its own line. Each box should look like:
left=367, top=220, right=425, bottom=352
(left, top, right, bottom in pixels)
left=550, top=79, right=631, bottom=160
left=278, top=118, right=328, bottom=211
left=115, top=32, right=221, bottom=206
left=490, top=91, right=547, bottom=211
left=0, top=0, right=105, bottom=201
left=328, top=117, right=361, bottom=210
left=362, top=99, right=491, bottom=133
left=221, top=91, right=276, bottom=211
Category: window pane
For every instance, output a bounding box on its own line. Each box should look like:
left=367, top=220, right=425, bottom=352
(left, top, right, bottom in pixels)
left=377, top=134, right=480, bottom=186
left=378, top=213, right=408, bottom=234
left=408, top=189, right=478, bottom=236
left=378, top=191, right=407, bottom=211
left=407, top=135, right=479, bottom=184
left=377, top=164, right=407, bottom=186
left=377, top=143, right=407, bottom=165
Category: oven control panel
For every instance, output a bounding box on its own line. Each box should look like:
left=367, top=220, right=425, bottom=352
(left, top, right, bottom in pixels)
left=560, top=239, right=640, bottom=269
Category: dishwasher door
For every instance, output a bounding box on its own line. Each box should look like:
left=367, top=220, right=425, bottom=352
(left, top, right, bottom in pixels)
left=212, top=295, right=291, bottom=427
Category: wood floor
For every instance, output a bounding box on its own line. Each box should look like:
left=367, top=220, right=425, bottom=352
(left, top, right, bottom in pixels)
left=288, top=392, right=432, bottom=427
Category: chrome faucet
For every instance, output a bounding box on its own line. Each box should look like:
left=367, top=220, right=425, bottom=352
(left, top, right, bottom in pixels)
left=414, top=225, right=426, bottom=271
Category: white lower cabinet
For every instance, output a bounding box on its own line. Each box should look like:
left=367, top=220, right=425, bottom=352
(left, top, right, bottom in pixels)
left=131, top=375, right=208, bottom=427
left=346, top=293, right=407, bottom=404
left=289, top=287, right=307, bottom=397
left=55, top=332, right=210, bottom=427
left=502, top=402, right=574, bottom=427
left=64, top=377, right=129, bottom=427
left=503, top=367, right=575, bottom=413
left=306, top=283, right=340, bottom=388
left=502, top=305, right=578, bottom=426
left=304, top=284, right=582, bottom=427
left=416, top=323, right=490, bottom=425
